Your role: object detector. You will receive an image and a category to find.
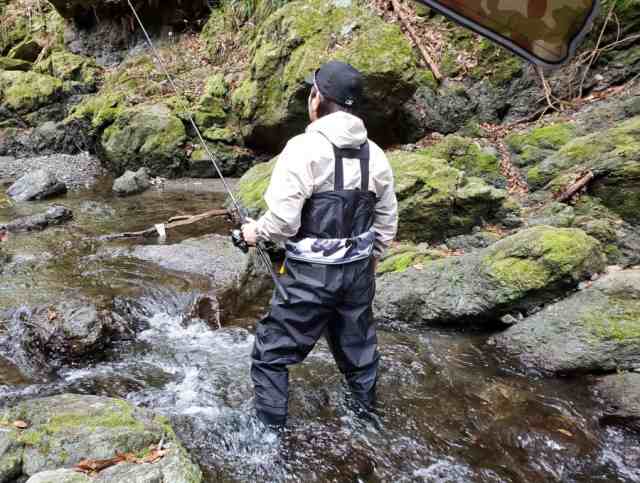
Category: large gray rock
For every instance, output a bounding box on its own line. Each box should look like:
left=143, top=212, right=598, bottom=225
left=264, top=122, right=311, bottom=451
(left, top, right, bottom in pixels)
left=112, top=167, right=151, bottom=196
left=13, top=296, right=130, bottom=369
left=0, top=394, right=202, bottom=482
left=0, top=205, right=72, bottom=233
left=374, top=226, right=605, bottom=325
left=124, top=234, right=270, bottom=320
left=594, top=372, right=640, bottom=433
left=6, top=169, right=67, bottom=202
left=491, top=269, right=640, bottom=374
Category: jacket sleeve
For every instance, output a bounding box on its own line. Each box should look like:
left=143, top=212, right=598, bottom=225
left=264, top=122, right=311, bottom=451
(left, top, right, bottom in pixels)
left=255, top=136, right=314, bottom=243
left=372, top=155, right=398, bottom=258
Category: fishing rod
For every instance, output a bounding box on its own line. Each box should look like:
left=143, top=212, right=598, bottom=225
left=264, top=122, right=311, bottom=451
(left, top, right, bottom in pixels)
left=125, top=0, right=289, bottom=303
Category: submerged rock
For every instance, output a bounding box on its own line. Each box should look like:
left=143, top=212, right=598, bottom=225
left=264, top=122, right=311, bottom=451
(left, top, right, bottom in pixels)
left=374, top=226, right=605, bottom=325
left=594, top=372, right=640, bottom=433
left=491, top=268, right=640, bottom=374
left=6, top=169, right=67, bottom=201
left=0, top=394, right=202, bottom=482
left=112, top=167, right=151, bottom=196
left=0, top=205, right=72, bottom=232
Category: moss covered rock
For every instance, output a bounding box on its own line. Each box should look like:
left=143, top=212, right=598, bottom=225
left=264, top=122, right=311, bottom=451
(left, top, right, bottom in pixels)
left=232, top=0, right=422, bottom=151
left=506, top=122, right=576, bottom=168
left=0, top=394, right=202, bottom=482
left=492, top=268, right=640, bottom=375
left=376, top=242, right=443, bottom=275
left=374, top=226, right=605, bottom=325
left=526, top=116, right=640, bottom=224
left=0, top=56, right=32, bottom=71
left=34, top=51, right=101, bottom=89
left=0, top=71, right=63, bottom=114
left=100, top=104, right=187, bottom=177
left=421, top=134, right=503, bottom=186
left=389, top=150, right=510, bottom=242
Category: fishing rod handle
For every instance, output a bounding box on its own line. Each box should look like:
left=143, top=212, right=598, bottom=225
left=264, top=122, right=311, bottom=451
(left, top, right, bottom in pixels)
left=256, top=244, right=290, bottom=304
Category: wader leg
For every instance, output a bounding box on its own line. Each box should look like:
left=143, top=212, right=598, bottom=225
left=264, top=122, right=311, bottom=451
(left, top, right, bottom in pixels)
left=326, top=258, right=379, bottom=409
left=251, top=263, right=334, bottom=426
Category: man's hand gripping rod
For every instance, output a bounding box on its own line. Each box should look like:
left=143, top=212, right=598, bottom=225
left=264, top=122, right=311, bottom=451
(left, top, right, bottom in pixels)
left=126, top=0, right=289, bottom=303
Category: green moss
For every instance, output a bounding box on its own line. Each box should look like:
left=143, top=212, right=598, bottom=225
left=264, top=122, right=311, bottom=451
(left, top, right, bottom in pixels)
left=0, top=70, right=62, bottom=113
left=421, top=135, right=501, bottom=184
left=583, top=297, right=640, bottom=342
left=34, top=50, right=101, bottom=87
left=483, top=226, right=604, bottom=294
left=66, top=91, right=127, bottom=129
left=0, top=56, right=32, bottom=71
left=46, top=399, right=145, bottom=434
left=507, top=123, right=576, bottom=153
left=236, top=157, right=276, bottom=214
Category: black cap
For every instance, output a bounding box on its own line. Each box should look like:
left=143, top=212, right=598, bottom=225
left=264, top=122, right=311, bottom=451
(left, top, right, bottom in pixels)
left=305, top=60, right=363, bottom=108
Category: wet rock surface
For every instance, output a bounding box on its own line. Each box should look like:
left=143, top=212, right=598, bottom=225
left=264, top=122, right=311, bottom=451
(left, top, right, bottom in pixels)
left=4, top=296, right=131, bottom=372
left=0, top=394, right=202, bottom=482
left=0, top=205, right=72, bottom=232
left=374, top=226, right=605, bottom=325
left=112, top=167, right=151, bottom=196
left=594, top=372, right=640, bottom=433
left=6, top=169, right=67, bottom=202
left=491, top=268, right=640, bottom=374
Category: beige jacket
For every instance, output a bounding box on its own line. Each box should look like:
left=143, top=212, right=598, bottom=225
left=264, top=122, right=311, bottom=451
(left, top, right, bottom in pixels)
left=255, top=111, right=398, bottom=258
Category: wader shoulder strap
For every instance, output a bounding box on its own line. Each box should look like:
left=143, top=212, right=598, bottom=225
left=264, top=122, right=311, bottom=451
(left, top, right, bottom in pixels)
left=331, top=142, right=370, bottom=192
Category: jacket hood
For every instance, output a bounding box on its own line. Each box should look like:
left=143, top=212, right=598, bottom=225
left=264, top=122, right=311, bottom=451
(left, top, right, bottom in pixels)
left=306, top=111, right=368, bottom=148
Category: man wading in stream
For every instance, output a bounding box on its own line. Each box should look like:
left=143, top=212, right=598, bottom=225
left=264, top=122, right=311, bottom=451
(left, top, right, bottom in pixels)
left=241, top=60, right=398, bottom=427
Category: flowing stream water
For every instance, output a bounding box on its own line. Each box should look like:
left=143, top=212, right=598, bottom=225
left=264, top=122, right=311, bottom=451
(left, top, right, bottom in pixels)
left=0, top=181, right=638, bottom=482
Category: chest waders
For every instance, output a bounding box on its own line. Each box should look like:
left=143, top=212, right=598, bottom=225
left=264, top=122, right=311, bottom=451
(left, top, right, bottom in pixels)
left=251, top=139, right=379, bottom=427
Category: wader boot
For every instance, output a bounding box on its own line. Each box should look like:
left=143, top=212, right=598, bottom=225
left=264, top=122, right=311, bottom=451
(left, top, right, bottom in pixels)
left=251, top=140, right=379, bottom=427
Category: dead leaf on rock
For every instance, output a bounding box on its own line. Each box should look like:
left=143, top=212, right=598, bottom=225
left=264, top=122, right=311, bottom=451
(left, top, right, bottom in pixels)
left=557, top=428, right=573, bottom=437
left=13, top=420, right=29, bottom=429
left=47, top=308, right=58, bottom=321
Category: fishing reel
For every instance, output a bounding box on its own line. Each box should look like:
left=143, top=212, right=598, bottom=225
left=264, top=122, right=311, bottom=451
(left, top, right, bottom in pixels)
left=231, top=228, right=249, bottom=253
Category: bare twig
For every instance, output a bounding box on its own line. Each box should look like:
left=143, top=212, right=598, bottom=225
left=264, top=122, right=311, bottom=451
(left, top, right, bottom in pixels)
left=389, top=0, right=442, bottom=80
left=555, top=171, right=595, bottom=203
left=100, top=208, right=230, bottom=240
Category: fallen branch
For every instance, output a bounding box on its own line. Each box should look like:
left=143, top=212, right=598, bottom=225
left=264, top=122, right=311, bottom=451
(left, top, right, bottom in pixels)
left=390, top=0, right=442, bottom=81
left=555, top=170, right=595, bottom=203
left=100, top=208, right=230, bottom=241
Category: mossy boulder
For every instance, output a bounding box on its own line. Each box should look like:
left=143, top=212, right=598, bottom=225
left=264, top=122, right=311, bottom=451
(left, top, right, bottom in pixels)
left=188, top=142, right=254, bottom=177
left=232, top=0, right=422, bottom=151
left=376, top=242, right=443, bottom=275
left=66, top=91, right=127, bottom=130
left=421, top=134, right=503, bottom=186
left=526, top=116, right=640, bottom=224
left=525, top=196, right=640, bottom=267
left=374, top=226, right=605, bottom=325
left=0, top=56, right=32, bottom=71
left=491, top=268, right=640, bottom=375
left=389, top=150, right=511, bottom=242
left=506, top=122, right=576, bottom=168
left=0, top=394, right=202, bottom=482
left=193, top=73, right=228, bottom=130
left=34, top=51, right=101, bottom=90
left=0, top=71, right=63, bottom=114
left=7, top=38, right=42, bottom=62
left=100, top=104, right=187, bottom=177
left=235, top=157, right=276, bottom=217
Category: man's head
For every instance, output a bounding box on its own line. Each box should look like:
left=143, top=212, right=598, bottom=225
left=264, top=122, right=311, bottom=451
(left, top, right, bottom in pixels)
left=305, top=61, right=363, bottom=122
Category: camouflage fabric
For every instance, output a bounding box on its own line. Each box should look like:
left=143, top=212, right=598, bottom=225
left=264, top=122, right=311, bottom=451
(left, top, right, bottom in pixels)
left=285, top=230, right=376, bottom=265
left=416, top=0, right=600, bottom=65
